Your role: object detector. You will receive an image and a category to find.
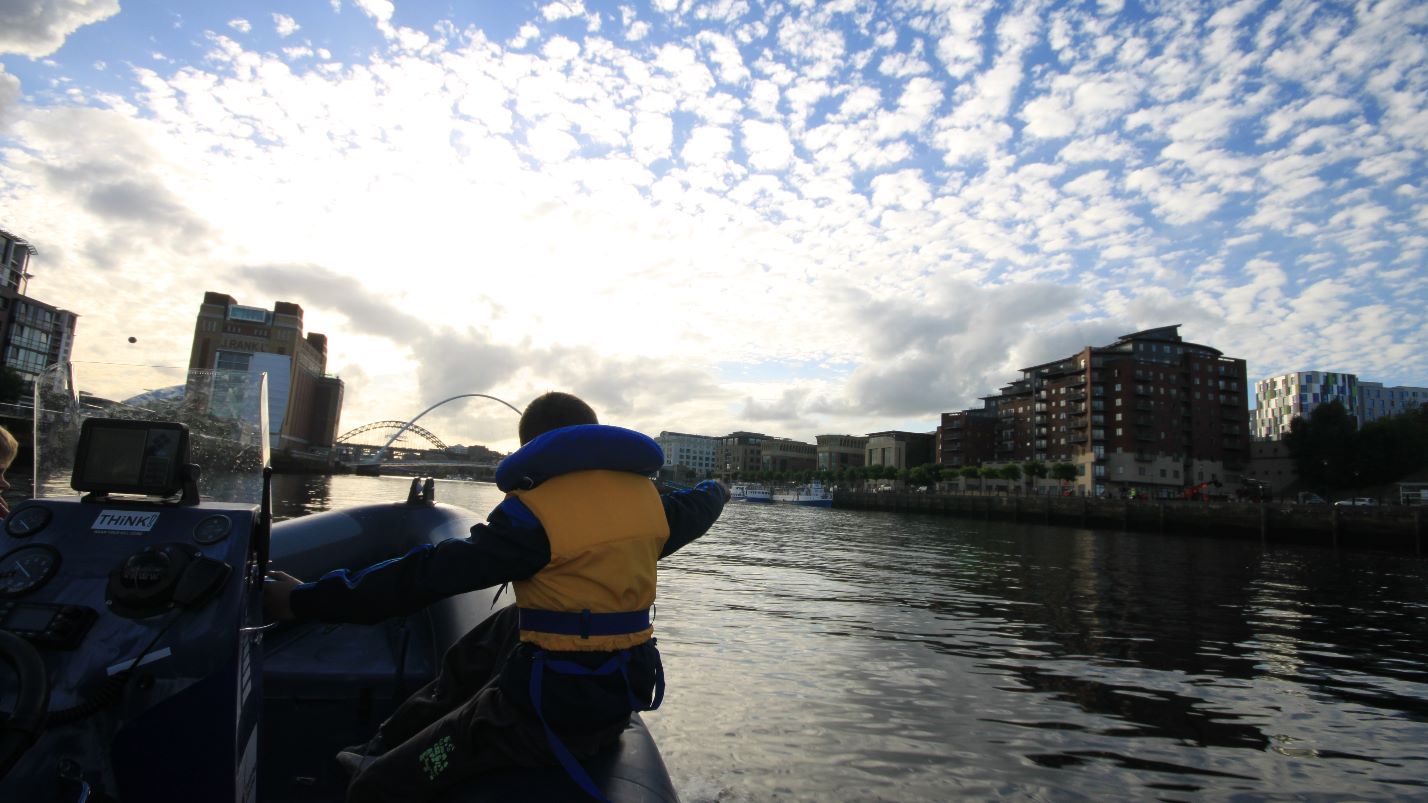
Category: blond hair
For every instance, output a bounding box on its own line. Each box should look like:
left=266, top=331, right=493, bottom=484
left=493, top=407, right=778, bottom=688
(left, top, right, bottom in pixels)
left=0, top=426, right=16, bottom=467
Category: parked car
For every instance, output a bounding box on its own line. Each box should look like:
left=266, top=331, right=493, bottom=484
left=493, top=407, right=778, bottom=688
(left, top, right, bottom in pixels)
left=1334, top=498, right=1378, bottom=507
left=1296, top=492, right=1328, bottom=505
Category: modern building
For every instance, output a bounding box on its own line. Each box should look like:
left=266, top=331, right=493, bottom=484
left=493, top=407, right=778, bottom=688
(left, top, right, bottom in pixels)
left=718, top=431, right=769, bottom=476
left=1356, top=382, right=1427, bottom=425
left=0, top=228, right=79, bottom=388
left=1251, top=372, right=1428, bottom=438
left=187, top=292, right=344, bottom=451
left=865, top=431, right=935, bottom=470
left=655, top=431, right=719, bottom=480
left=760, top=438, right=818, bottom=473
left=940, top=325, right=1249, bottom=497
left=936, top=407, right=996, bottom=467
left=1251, top=371, right=1361, bottom=439
left=815, top=434, right=867, bottom=470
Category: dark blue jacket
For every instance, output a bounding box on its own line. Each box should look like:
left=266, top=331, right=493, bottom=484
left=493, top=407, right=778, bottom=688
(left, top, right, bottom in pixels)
left=290, top=480, right=727, bottom=624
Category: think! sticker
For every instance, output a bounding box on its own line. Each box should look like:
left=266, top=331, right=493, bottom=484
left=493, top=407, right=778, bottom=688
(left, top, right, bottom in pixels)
left=419, top=736, right=455, bottom=780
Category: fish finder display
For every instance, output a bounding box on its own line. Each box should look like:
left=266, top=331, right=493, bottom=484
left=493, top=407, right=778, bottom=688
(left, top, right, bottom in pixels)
left=71, top=419, right=189, bottom=497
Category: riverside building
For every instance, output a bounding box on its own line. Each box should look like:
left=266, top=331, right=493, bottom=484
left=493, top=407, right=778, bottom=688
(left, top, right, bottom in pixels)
left=187, top=292, right=345, bottom=453
left=760, top=437, right=818, bottom=473
left=866, top=431, right=935, bottom=470
left=816, top=434, right=867, bottom=470
left=938, top=325, right=1249, bottom=498
left=1251, top=372, right=1428, bottom=439
left=0, top=228, right=78, bottom=386
left=655, top=431, right=719, bottom=480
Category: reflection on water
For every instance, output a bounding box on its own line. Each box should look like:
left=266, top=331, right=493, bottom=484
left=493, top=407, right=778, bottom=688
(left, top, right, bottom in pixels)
left=278, top=477, right=1428, bottom=801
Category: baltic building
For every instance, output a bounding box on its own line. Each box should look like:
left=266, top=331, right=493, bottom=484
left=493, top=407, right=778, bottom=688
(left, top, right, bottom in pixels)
left=187, top=292, right=344, bottom=452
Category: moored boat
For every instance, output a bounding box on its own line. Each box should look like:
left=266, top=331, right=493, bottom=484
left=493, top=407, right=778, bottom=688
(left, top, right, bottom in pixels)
left=730, top=483, right=772, bottom=502
left=772, top=481, right=833, bottom=507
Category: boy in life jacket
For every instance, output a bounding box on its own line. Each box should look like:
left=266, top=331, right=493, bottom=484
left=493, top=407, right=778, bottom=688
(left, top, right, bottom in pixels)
left=263, top=392, right=729, bottom=802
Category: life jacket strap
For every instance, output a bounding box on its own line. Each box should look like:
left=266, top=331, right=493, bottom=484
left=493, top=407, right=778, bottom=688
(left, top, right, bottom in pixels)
left=518, top=607, right=651, bottom=640
left=528, top=643, right=666, bottom=802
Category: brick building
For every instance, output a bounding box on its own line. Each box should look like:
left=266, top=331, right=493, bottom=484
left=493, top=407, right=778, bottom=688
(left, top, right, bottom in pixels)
left=938, top=325, right=1249, bottom=497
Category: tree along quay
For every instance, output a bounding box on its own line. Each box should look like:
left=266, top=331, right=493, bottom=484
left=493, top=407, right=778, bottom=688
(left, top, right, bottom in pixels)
left=832, top=491, right=1428, bottom=554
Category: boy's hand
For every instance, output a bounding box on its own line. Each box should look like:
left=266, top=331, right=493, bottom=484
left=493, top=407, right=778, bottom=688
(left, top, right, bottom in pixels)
left=263, top=570, right=304, bottom=621
left=697, top=479, right=731, bottom=504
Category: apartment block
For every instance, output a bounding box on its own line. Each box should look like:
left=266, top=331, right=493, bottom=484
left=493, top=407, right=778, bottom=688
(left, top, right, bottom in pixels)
left=941, top=325, right=1249, bottom=497
left=0, top=228, right=79, bottom=384
left=936, top=407, right=996, bottom=467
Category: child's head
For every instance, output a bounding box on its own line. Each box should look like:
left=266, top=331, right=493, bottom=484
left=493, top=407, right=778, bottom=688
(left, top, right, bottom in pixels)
left=519, top=392, right=597, bottom=445
left=0, top=426, right=16, bottom=471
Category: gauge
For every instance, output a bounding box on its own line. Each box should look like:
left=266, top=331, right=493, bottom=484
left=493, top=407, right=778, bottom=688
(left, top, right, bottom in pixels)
left=193, top=514, right=232, bottom=545
left=5, top=506, right=53, bottom=538
left=0, top=545, right=61, bottom=598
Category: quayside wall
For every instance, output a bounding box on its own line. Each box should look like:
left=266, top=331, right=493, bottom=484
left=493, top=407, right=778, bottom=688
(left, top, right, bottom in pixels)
left=833, top=492, right=1428, bottom=554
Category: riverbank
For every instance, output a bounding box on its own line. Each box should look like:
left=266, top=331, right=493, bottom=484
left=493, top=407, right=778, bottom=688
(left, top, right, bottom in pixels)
left=834, top=491, right=1427, bottom=553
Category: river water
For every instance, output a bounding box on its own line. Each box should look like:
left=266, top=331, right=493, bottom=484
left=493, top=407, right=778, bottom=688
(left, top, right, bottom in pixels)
left=272, top=475, right=1428, bottom=801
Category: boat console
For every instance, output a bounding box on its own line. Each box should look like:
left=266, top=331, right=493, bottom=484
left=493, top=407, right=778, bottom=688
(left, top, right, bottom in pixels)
left=2, top=367, right=679, bottom=802
left=0, top=417, right=265, bottom=802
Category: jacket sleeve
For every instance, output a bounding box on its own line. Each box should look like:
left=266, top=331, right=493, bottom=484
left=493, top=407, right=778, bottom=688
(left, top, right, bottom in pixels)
left=660, top=480, right=728, bottom=558
left=289, top=496, right=551, bottom=624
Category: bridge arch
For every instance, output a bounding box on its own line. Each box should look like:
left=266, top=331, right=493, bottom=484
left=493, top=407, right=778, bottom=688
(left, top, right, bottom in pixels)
left=336, top=420, right=448, bottom=450
left=361, top=394, right=523, bottom=468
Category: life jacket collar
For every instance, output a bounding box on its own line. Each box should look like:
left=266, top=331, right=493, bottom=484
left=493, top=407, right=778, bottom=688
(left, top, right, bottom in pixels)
left=495, top=424, right=664, bottom=492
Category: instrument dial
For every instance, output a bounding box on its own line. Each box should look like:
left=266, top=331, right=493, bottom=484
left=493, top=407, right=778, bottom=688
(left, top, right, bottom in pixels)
left=0, top=545, right=61, bottom=598
left=5, top=506, right=52, bottom=538
left=193, top=514, right=232, bottom=545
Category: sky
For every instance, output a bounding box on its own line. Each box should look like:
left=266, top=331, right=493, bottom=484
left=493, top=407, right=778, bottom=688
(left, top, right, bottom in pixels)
left=1, top=0, right=1425, bottom=452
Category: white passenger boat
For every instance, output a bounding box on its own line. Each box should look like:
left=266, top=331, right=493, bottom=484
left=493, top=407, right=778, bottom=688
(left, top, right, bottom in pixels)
left=730, top=483, right=772, bottom=502
left=772, top=481, right=833, bottom=507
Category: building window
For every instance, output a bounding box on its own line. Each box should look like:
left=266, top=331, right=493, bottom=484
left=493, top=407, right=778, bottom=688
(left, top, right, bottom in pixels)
left=215, top=350, right=251, bottom=371
left=229, top=306, right=270, bottom=324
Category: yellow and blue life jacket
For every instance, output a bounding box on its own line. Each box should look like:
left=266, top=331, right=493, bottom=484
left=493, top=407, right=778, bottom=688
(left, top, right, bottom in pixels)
left=495, top=424, right=670, bottom=651
left=495, top=424, right=671, bottom=801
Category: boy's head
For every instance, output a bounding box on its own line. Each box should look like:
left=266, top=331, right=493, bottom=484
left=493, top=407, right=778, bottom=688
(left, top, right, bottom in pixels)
left=519, top=392, right=597, bottom=445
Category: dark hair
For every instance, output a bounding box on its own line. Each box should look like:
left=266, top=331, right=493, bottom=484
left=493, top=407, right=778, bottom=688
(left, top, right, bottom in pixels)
left=519, top=392, right=598, bottom=445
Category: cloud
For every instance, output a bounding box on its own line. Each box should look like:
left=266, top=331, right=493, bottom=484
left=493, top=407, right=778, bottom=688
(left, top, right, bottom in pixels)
left=273, top=14, right=300, bottom=38
left=0, top=0, right=119, bottom=57
left=1, top=0, right=1425, bottom=447
left=0, top=64, right=18, bottom=119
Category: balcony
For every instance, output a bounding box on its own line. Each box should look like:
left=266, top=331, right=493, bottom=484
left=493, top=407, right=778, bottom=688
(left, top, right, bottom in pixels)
left=1135, top=401, right=1154, bottom=412
left=1069, top=434, right=1088, bottom=444
left=1135, top=433, right=1156, bottom=442
left=1134, top=452, right=1155, bottom=462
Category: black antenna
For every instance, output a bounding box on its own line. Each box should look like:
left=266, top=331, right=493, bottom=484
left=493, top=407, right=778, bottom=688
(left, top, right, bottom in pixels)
left=257, top=466, right=273, bottom=579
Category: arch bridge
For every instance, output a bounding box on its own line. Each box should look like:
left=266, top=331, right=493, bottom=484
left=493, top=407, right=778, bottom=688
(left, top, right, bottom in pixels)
left=336, top=420, right=448, bottom=450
